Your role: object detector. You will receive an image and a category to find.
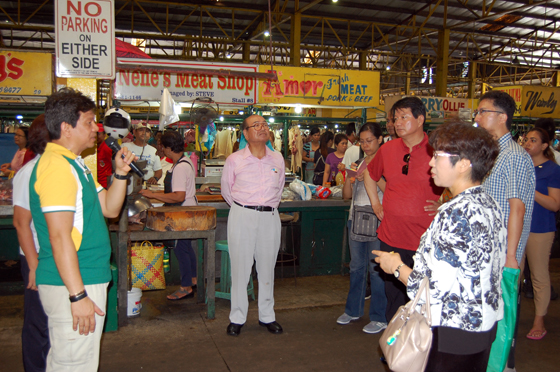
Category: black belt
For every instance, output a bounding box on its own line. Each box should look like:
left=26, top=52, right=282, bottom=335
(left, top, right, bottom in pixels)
left=234, top=201, right=274, bottom=212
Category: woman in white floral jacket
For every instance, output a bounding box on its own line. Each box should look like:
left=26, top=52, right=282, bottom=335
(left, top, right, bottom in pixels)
left=374, top=120, right=507, bottom=372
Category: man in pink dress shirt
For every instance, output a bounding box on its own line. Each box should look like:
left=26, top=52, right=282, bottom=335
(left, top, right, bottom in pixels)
left=221, top=114, right=286, bottom=336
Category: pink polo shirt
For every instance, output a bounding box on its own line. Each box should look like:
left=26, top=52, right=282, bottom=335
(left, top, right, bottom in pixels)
left=221, top=145, right=285, bottom=208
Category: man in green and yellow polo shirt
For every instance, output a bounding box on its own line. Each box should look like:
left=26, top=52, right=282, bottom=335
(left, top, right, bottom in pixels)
left=30, top=88, right=136, bottom=372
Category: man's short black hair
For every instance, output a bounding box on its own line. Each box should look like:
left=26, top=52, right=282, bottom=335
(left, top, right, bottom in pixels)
left=479, top=90, right=516, bottom=130
left=44, top=88, right=96, bottom=140
left=346, top=122, right=356, bottom=136
left=534, top=118, right=556, bottom=142
left=161, top=130, right=185, bottom=153
left=391, top=96, right=426, bottom=121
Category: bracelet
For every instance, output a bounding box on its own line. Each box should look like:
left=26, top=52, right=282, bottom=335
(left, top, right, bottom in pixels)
left=69, top=289, right=88, bottom=303
left=113, top=173, right=129, bottom=180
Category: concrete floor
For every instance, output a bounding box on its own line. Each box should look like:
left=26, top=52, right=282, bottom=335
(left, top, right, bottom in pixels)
left=1, top=262, right=560, bottom=372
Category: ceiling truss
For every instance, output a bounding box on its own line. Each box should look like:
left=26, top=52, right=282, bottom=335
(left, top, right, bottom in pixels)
left=0, top=0, right=559, bottom=99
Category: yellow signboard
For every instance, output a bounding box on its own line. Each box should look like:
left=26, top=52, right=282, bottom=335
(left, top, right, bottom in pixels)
left=0, top=51, right=52, bottom=95
left=494, top=85, right=522, bottom=116
left=521, top=85, right=560, bottom=117
left=257, top=66, right=380, bottom=107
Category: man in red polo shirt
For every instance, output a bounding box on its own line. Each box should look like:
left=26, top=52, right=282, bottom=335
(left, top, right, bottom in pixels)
left=364, top=96, right=444, bottom=321
left=96, top=123, right=113, bottom=189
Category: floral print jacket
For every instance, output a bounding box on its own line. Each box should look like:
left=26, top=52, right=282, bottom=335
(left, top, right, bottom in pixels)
left=407, top=186, right=507, bottom=332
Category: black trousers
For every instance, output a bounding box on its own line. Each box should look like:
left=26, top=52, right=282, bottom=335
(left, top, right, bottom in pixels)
left=378, top=241, right=415, bottom=322
left=20, top=255, right=50, bottom=372
left=425, top=327, right=493, bottom=372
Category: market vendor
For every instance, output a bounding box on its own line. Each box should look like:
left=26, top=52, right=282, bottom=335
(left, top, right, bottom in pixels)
left=139, top=130, right=198, bottom=300
left=221, top=114, right=285, bottom=337
left=1, top=126, right=29, bottom=176
left=123, top=123, right=162, bottom=184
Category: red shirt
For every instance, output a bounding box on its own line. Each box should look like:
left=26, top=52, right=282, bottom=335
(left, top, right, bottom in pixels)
left=367, top=133, right=444, bottom=251
left=22, top=149, right=36, bottom=166
left=97, top=141, right=113, bottom=189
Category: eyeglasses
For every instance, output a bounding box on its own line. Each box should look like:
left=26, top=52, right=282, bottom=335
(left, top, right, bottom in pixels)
left=14, top=134, right=26, bottom=138
left=246, top=121, right=269, bottom=131
left=358, top=138, right=377, bottom=146
left=433, top=152, right=460, bottom=161
left=472, top=109, right=504, bottom=118
left=402, top=154, right=411, bottom=175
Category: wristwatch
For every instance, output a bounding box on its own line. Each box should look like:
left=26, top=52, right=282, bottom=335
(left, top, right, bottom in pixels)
left=394, top=263, right=405, bottom=278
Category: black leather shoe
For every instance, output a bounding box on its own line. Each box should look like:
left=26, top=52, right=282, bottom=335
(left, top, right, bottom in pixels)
left=226, top=323, right=243, bottom=336
left=259, top=320, right=283, bottom=334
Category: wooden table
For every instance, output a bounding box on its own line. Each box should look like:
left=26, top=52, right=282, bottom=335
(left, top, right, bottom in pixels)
left=116, top=202, right=216, bottom=327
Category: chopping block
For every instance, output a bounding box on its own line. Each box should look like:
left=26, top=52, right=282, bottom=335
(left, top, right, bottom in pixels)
left=146, top=206, right=217, bottom=231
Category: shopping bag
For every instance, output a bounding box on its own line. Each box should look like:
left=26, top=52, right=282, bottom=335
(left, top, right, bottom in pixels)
left=486, top=267, right=520, bottom=372
left=131, top=241, right=166, bottom=290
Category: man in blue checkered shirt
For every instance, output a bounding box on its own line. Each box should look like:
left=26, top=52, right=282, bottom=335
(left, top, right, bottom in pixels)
left=477, top=90, right=535, bottom=269
left=477, top=90, right=535, bottom=372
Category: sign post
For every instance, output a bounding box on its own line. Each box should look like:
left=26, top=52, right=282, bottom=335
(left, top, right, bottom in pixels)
left=55, top=0, right=115, bottom=79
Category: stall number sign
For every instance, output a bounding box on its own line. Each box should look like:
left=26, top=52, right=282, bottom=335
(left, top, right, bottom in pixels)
left=55, top=0, right=115, bottom=79
left=0, top=51, right=52, bottom=95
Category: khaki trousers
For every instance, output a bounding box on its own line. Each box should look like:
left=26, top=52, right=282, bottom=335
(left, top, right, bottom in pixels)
left=38, top=283, right=108, bottom=372
left=523, top=232, right=554, bottom=317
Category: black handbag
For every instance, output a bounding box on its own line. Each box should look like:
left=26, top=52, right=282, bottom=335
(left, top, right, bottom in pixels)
left=350, top=205, right=379, bottom=241
left=313, top=155, right=325, bottom=185
left=349, top=175, right=380, bottom=242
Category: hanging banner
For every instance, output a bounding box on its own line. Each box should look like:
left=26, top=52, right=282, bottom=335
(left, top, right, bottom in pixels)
left=114, top=58, right=257, bottom=105
left=494, top=85, right=522, bottom=116
left=521, top=85, right=560, bottom=117
left=0, top=51, right=52, bottom=95
left=384, top=95, right=474, bottom=120
left=257, top=66, right=380, bottom=107
left=55, top=0, right=115, bottom=79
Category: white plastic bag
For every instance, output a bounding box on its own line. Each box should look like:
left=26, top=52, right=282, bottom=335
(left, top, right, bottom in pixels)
left=159, top=88, right=180, bottom=130
left=282, top=187, right=300, bottom=201
left=289, top=179, right=312, bottom=201
left=330, top=185, right=343, bottom=198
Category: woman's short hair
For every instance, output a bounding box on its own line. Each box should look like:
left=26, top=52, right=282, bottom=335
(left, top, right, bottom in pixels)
left=27, top=114, right=50, bottom=155
left=309, top=126, right=320, bottom=136
left=17, top=126, right=29, bottom=140
left=359, top=122, right=383, bottom=139
left=334, top=133, right=348, bottom=146
left=528, top=127, right=555, bottom=163
left=429, top=120, right=499, bottom=183
left=161, top=130, right=185, bottom=153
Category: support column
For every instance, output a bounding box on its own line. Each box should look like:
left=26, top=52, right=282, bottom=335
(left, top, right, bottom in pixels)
left=435, top=29, right=450, bottom=97
left=358, top=51, right=367, bottom=70
left=242, top=42, right=251, bottom=63
left=467, top=61, right=477, bottom=99
left=553, top=71, right=560, bottom=87
left=290, top=12, right=301, bottom=67
left=405, top=72, right=411, bottom=95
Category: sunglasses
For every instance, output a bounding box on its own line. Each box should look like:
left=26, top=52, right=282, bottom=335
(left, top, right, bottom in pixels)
left=402, top=154, right=411, bottom=175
